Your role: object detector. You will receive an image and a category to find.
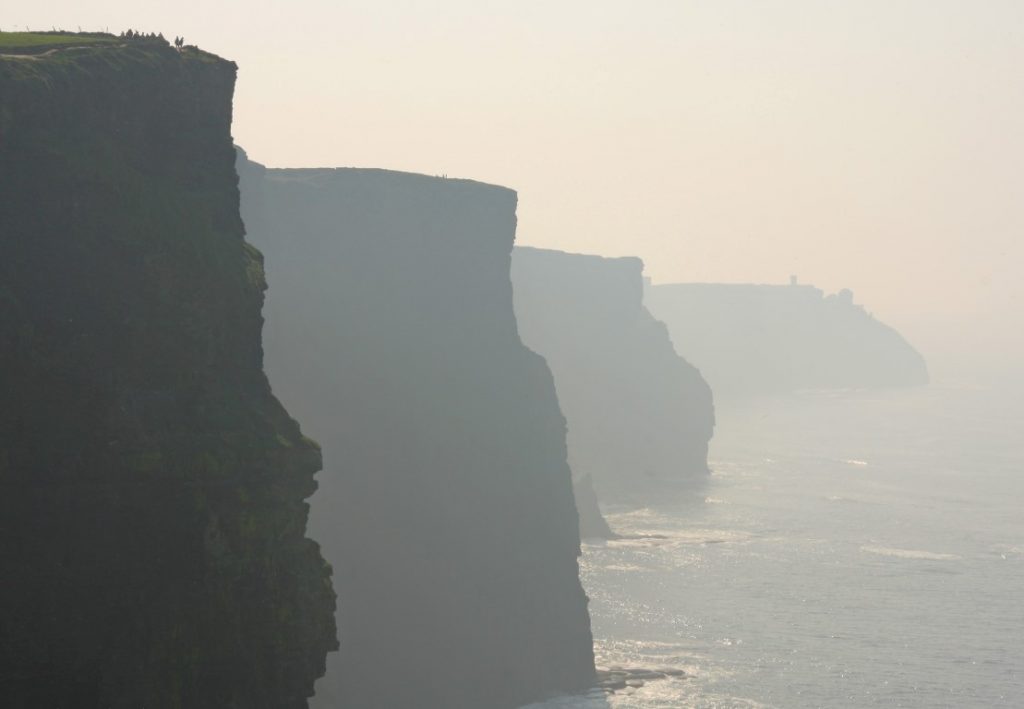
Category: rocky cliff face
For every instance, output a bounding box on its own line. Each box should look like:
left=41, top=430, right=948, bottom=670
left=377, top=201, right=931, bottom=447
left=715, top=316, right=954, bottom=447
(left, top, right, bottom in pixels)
left=645, top=282, right=930, bottom=398
left=512, top=248, right=714, bottom=495
left=0, top=39, right=336, bottom=708
left=238, top=154, right=596, bottom=708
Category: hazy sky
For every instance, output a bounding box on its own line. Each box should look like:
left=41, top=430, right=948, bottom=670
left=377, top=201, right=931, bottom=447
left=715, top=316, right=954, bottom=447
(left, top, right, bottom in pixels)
left=11, top=1, right=1024, bottom=378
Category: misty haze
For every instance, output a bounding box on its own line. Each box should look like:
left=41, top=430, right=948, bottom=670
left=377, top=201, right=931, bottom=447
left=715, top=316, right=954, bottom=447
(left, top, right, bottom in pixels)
left=1, top=3, right=1021, bottom=708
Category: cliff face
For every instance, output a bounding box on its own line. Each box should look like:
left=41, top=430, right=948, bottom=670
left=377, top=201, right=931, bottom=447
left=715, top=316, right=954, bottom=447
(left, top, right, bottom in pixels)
left=0, top=39, right=335, bottom=708
left=511, top=248, right=714, bottom=495
left=645, top=282, right=930, bottom=398
left=237, top=154, right=595, bottom=708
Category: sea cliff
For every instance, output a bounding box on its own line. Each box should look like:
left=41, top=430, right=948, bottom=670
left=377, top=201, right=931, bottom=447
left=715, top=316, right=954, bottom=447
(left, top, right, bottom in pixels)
left=512, top=248, right=714, bottom=497
left=238, top=154, right=596, bottom=708
left=646, top=281, right=929, bottom=398
left=0, top=37, right=335, bottom=708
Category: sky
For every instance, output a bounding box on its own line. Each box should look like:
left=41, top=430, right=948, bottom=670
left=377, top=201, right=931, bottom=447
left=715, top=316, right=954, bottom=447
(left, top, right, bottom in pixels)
left=10, top=1, right=1024, bottom=380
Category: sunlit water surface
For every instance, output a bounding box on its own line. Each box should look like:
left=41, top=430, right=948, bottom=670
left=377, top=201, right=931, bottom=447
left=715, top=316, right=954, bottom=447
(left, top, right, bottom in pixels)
left=527, top=385, right=1023, bottom=708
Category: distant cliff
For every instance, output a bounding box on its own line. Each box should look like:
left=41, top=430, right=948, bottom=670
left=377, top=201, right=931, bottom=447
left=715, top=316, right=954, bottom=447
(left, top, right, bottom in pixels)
left=512, top=248, right=714, bottom=496
left=238, top=153, right=595, bottom=708
left=0, top=37, right=335, bottom=708
left=646, top=282, right=929, bottom=397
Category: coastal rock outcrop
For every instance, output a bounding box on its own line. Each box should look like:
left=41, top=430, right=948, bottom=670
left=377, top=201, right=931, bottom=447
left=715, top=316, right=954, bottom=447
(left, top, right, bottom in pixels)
left=573, top=475, right=619, bottom=540
left=645, top=281, right=929, bottom=398
left=511, top=248, right=714, bottom=497
left=237, top=154, right=596, bottom=708
left=0, top=37, right=336, bottom=708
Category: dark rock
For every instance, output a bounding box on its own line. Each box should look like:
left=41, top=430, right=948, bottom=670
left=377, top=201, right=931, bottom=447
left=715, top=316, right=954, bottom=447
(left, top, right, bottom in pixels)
left=0, top=41, right=336, bottom=707
left=593, top=666, right=683, bottom=694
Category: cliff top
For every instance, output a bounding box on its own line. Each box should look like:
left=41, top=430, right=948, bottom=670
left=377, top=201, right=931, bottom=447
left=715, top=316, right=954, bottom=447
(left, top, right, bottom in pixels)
left=264, top=166, right=516, bottom=202
left=0, top=31, right=229, bottom=78
left=653, top=281, right=822, bottom=291
left=512, top=247, right=649, bottom=325
left=513, top=247, right=646, bottom=304
left=0, top=31, right=116, bottom=51
left=516, top=245, right=644, bottom=271
left=652, top=281, right=828, bottom=300
left=238, top=145, right=508, bottom=197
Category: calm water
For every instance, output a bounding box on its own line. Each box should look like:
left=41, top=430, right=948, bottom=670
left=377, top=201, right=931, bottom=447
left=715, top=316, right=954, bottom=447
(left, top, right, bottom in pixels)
left=529, top=385, right=1023, bottom=708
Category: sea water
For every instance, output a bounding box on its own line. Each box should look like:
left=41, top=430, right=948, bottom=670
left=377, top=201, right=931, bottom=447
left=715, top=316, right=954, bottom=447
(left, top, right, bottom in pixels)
left=528, top=384, right=1023, bottom=708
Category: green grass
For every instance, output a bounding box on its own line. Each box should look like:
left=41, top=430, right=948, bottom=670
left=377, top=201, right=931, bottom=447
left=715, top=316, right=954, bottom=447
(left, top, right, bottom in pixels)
left=0, top=32, right=114, bottom=51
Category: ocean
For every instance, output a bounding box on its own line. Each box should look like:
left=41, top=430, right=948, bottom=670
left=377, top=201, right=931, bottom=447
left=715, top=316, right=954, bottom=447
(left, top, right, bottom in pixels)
left=528, top=384, right=1023, bottom=708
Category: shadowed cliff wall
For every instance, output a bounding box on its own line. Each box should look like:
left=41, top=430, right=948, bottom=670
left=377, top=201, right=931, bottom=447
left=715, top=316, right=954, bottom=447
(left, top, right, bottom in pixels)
left=0, top=40, right=336, bottom=708
left=512, top=248, right=714, bottom=495
left=646, top=282, right=929, bottom=398
left=238, top=154, right=595, bottom=708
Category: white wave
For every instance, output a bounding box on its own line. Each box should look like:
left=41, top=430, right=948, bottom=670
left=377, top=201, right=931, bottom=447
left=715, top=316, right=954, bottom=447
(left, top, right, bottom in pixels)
left=991, top=544, right=1023, bottom=559
left=673, top=529, right=753, bottom=545
left=604, top=564, right=648, bottom=572
left=824, top=495, right=875, bottom=505
left=861, top=545, right=961, bottom=561
left=605, top=536, right=675, bottom=549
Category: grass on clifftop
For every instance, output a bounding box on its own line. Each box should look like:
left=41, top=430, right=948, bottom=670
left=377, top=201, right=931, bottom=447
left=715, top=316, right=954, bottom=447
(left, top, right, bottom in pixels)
left=0, top=32, right=116, bottom=52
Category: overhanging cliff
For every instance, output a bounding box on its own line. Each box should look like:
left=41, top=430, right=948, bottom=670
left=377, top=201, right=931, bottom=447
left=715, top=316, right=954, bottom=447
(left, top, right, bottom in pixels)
left=0, top=37, right=335, bottom=708
left=238, top=153, right=596, bottom=708
left=512, top=247, right=714, bottom=496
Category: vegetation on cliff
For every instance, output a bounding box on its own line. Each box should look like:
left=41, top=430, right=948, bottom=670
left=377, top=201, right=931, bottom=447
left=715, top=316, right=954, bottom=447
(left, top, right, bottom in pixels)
left=0, top=31, right=114, bottom=50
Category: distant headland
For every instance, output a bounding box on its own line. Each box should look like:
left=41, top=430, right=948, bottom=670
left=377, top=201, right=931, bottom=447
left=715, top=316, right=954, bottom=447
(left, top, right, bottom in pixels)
left=646, top=278, right=929, bottom=399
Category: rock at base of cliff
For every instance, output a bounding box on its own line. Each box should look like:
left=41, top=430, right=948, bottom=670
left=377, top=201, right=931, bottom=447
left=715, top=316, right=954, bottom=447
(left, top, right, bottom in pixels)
left=574, top=474, right=619, bottom=540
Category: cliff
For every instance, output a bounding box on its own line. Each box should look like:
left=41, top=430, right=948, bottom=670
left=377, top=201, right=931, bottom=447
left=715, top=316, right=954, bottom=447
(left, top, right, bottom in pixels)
left=645, top=282, right=930, bottom=398
left=511, top=248, right=714, bottom=496
left=237, top=153, right=596, bottom=708
left=0, top=36, right=335, bottom=708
